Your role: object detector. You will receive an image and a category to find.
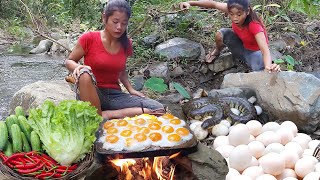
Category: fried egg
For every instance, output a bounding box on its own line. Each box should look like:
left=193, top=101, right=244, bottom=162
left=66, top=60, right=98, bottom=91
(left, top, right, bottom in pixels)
left=102, top=134, right=126, bottom=151
left=124, top=133, right=152, bottom=151
left=175, top=127, right=193, bottom=141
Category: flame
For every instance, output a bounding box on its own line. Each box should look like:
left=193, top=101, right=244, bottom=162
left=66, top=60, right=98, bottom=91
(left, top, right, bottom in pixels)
left=110, top=154, right=178, bottom=180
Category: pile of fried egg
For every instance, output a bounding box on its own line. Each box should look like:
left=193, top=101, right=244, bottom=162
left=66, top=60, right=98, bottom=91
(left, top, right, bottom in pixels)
left=99, top=113, right=193, bottom=151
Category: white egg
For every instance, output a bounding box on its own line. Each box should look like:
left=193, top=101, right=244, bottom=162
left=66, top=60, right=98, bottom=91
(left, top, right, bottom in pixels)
left=303, top=172, right=320, bottom=180
left=215, top=145, right=234, bottom=158
left=193, top=125, right=208, bottom=140
left=190, top=121, right=202, bottom=132
left=294, top=157, right=315, bottom=178
left=262, top=122, right=281, bottom=133
left=280, top=149, right=300, bottom=169
left=228, top=124, right=250, bottom=146
left=300, top=155, right=318, bottom=165
left=249, top=135, right=255, bottom=142
left=256, top=131, right=281, bottom=146
left=256, top=174, right=277, bottom=180
left=229, top=145, right=252, bottom=172
left=213, top=135, right=229, bottom=149
left=219, top=119, right=231, bottom=128
left=265, top=143, right=285, bottom=154
left=248, top=140, right=265, bottom=159
left=247, top=96, right=257, bottom=104
left=276, top=127, right=294, bottom=145
left=282, top=177, right=298, bottom=180
left=246, top=120, right=262, bottom=137
left=211, top=124, right=229, bottom=136
left=276, top=168, right=297, bottom=180
left=296, top=133, right=312, bottom=142
left=259, top=152, right=285, bottom=176
left=302, top=149, right=314, bottom=157
left=284, top=141, right=303, bottom=157
left=315, top=162, right=320, bottom=172
left=225, top=168, right=240, bottom=180
left=229, top=175, right=252, bottom=180
left=280, top=121, right=298, bottom=136
left=291, top=136, right=309, bottom=150
left=249, top=156, right=258, bottom=166
left=308, top=139, right=320, bottom=150
left=254, top=105, right=262, bottom=115
left=242, top=166, right=264, bottom=179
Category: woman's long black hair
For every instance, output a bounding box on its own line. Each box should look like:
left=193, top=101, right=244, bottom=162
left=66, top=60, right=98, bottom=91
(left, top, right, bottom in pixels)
left=104, top=0, right=131, bottom=52
left=227, top=0, right=264, bottom=28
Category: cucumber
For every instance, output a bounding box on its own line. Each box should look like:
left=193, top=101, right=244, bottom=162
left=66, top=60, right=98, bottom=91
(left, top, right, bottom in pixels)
left=3, top=141, right=13, bottom=157
left=0, top=121, right=8, bottom=150
left=15, top=106, right=25, bottom=117
left=21, top=132, right=31, bottom=152
left=17, top=115, right=32, bottom=142
left=5, top=115, right=18, bottom=139
left=11, top=124, right=22, bottom=153
left=30, top=131, right=41, bottom=152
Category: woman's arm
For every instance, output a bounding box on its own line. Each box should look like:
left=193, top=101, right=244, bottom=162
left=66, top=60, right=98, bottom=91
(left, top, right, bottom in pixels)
left=255, top=32, right=280, bottom=72
left=119, top=70, right=145, bottom=97
left=65, top=42, right=91, bottom=77
left=180, top=1, right=228, bottom=13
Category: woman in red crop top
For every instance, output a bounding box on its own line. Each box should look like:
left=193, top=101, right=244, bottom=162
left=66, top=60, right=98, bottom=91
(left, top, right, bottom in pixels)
left=65, top=0, right=164, bottom=119
left=180, top=0, right=281, bottom=72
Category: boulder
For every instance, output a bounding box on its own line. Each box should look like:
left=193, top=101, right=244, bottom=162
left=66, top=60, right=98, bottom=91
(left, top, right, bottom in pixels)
left=9, top=80, right=75, bottom=114
left=221, top=71, right=320, bottom=134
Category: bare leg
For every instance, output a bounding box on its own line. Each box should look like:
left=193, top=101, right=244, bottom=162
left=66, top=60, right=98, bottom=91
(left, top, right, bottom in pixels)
left=78, top=73, right=102, bottom=115
left=102, top=108, right=165, bottom=119
left=206, top=31, right=225, bottom=63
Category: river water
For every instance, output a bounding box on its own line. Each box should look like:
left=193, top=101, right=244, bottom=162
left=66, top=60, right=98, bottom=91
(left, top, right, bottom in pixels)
left=0, top=54, right=67, bottom=120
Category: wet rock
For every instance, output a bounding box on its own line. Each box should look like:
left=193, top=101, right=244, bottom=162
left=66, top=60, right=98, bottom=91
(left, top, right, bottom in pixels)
left=30, top=39, right=53, bottom=54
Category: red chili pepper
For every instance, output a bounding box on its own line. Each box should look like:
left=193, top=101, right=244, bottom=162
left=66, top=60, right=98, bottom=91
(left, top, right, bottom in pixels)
left=3, top=153, right=25, bottom=164
left=26, top=151, right=38, bottom=156
left=10, top=159, right=24, bottom=165
left=52, top=173, right=63, bottom=178
left=0, top=152, right=8, bottom=161
left=16, top=162, right=45, bottom=174
left=17, top=157, right=27, bottom=164
left=55, top=168, right=72, bottom=174
left=57, top=163, right=78, bottom=170
left=24, top=154, right=36, bottom=163
left=38, top=156, right=55, bottom=169
left=40, top=153, right=58, bottom=165
left=35, top=171, right=56, bottom=179
left=5, top=161, right=14, bottom=169
left=15, top=159, right=40, bottom=169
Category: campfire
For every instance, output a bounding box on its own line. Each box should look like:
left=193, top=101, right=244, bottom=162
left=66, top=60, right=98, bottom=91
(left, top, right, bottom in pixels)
left=107, top=153, right=194, bottom=180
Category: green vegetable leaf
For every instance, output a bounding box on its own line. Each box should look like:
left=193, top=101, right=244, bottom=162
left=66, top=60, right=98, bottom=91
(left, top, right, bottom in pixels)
left=284, top=55, right=295, bottom=66
left=274, top=59, right=285, bottom=64
left=172, top=82, right=191, bottom=99
left=144, top=77, right=168, bottom=93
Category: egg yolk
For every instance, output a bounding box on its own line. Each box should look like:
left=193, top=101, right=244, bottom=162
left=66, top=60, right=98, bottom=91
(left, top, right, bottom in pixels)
left=162, top=125, right=174, bottom=133
left=117, top=120, right=128, bottom=126
left=125, top=138, right=134, bottom=146
left=128, top=125, right=141, bottom=132
left=106, top=127, right=118, bottom=134
left=176, top=127, right=190, bottom=136
left=168, top=134, right=181, bottom=142
left=134, top=118, right=146, bottom=125
left=120, top=130, right=132, bottom=137
left=153, top=120, right=163, bottom=125
left=149, top=132, right=162, bottom=142
left=148, top=123, right=161, bottom=130
left=103, top=121, right=114, bottom=129
left=139, top=127, right=150, bottom=134
left=134, top=133, right=147, bottom=142
left=106, top=135, right=119, bottom=143
left=170, top=119, right=181, bottom=125
left=162, top=113, right=175, bottom=119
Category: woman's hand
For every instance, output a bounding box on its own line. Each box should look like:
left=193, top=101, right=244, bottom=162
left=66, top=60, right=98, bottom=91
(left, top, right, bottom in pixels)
left=73, top=65, right=92, bottom=79
left=265, top=63, right=281, bottom=73
left=179, top=2, right=191, bottom=10
left=129, top=89, right=145, bottom=98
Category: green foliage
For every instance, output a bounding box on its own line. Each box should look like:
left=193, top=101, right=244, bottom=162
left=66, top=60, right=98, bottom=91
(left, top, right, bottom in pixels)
left=144, top=77, right=168, bottom=93
left=253, top=2, right=284, bottom=26
left=288, top=0, right=320, bottom=18
left=274, top=55, right=302, bottom=71
left=172, top=82, right=190, bottom=99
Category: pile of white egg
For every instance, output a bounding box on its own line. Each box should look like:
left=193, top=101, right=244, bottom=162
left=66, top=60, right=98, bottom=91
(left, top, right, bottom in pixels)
left=192, top=119, right=320, bottom=180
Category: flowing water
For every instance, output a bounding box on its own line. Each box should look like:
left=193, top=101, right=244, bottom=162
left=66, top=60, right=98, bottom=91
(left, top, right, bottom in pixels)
left=0, top=53, right=67, bottom=119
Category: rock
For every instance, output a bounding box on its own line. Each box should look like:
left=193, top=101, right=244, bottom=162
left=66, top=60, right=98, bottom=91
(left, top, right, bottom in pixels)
left=171, top=66, right=184, bottom=77
left=270, top=48, right=284, bottom=61
left=30, top=39, right=53, bottom=54
left=188, top=143, right=229, bottom=180
left=146, top=62, right=169, bottom=80
left=9, top=80, right=75, bottom=114
left=269, top=40, right=287, bottom=52
left=50, top=38, right=70, bottom=54
left=155, top=38, right=202, bottom=60
left=282, top=32, right=302, bottom=48
left=208, top=52, right=235, bottom=73
left=208, top=87, right=253, bottom=99
left=131, top=75, right=145, bottom=91
left=221, top=71, right=320, bottom=134
left=143, top=34, right=160, bottom=47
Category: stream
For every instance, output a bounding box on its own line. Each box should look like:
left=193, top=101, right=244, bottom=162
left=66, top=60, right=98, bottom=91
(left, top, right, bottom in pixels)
left=0, top=53, right=67, bottom=120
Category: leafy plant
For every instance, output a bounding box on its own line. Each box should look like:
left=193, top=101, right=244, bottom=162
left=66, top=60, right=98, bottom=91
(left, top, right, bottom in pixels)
left=288, top=0, right=319, bottom=18
left=253, top=2, right=283, bottom=26
left=274, top=55, right=302, bottom=71
left=144, top=77, right=168, bottom=93
left=172, top=82, right=190, bottom=99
